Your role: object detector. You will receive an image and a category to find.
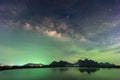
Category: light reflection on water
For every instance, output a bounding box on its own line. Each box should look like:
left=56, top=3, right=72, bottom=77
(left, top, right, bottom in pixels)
left=0, top=68, right=120, bottom=80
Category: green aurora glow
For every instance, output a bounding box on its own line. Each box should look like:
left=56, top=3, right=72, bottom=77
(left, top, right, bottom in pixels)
left=0, top=26, right=120, bottom=65
left=0, top=0, right=120, bottom=65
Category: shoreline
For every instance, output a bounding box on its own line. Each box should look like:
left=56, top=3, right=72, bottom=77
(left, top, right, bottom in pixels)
left=0, top=66, right=120, bottom=71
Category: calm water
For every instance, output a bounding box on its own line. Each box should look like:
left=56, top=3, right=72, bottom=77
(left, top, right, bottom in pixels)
left=0, top=68, right=120, bottom=80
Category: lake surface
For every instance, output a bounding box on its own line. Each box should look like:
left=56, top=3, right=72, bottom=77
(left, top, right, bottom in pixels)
left=0, top=68, right=120, bottom=80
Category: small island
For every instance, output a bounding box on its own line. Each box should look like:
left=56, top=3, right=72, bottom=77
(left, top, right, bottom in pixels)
left=0, top=59, right=120, bottom=70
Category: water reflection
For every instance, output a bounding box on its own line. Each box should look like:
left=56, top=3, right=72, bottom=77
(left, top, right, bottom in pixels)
left=52, top=68, right=68, bottom=73
left=59, top=68, right=69, bottom=72
left=52, top=67, right=100, bottom=74
left=0, top=68, right=120, bottom=80
left=79, top=68, right=100, bottom=74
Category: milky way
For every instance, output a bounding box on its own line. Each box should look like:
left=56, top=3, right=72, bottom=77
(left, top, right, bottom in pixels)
left=0, top=0, right=120, bottom=65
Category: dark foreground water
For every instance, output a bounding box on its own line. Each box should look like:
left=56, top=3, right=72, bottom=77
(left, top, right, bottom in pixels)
left=0, top=68, right=120, bottom=80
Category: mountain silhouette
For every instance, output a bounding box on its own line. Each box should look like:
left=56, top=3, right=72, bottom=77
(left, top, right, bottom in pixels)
left=49, top=59, right=117, bottom=68
left=75, top=59, right=116, bottom=67
left=49, top=61, right=72, bottom=67
left=0, top=58, right=120, bottom=70
left=75, top=59, right=99, bottom=67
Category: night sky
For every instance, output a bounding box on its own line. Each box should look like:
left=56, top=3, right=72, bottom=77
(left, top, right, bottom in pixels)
left=0, top=0, right=120, bottom=65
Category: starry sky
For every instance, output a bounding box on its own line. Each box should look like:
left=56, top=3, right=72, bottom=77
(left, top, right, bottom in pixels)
left=0, top=0, right=120, bottom=65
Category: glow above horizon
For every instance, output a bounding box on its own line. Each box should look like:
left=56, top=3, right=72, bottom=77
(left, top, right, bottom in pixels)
left=0, top=0, right=120, bottom=65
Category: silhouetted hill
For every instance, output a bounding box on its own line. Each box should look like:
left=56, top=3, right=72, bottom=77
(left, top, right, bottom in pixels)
left=23, top=63, right=43, bottom=67
left=0, top=59, right=120, bottom=70
left=75, top=59, right=99, bottom=67
left=0, top=63, right=44, bottom=70
left=75, top=59, right=116, bottom=67
left=49, top=59, right=119, bottom=68
left=49, top=61, right=72, bottom=67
